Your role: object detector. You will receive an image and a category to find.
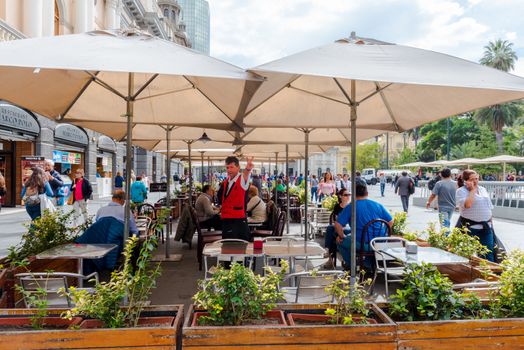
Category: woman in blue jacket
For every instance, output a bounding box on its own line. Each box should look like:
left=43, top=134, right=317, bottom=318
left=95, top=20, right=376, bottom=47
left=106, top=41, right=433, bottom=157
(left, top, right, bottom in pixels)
left=21, top=167, right=54, bottom=220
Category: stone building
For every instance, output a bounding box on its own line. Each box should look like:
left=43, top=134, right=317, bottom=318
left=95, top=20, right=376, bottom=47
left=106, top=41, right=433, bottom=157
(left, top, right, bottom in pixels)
left=0, top=0, right=185, bottom=205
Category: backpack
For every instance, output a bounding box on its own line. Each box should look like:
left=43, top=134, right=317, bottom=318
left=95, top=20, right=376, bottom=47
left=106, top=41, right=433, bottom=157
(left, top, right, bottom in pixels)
left=408, top=179, right=415, bottom=195
left=427, top=176, right=440, bottom=191
left=23, top=186, right=41, bottom=206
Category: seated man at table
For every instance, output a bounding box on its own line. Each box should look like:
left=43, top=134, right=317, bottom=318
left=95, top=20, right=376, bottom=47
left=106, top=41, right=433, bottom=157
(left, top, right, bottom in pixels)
left=335, top=179, right=393, bottom=269
left=95, top=190, right=138, bottom=236
left=195, top=184, right=222, bottom=230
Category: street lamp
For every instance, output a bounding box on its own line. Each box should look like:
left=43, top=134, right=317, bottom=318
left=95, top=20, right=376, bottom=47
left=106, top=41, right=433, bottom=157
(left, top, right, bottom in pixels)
left=197, top=131, right=211, bottom=143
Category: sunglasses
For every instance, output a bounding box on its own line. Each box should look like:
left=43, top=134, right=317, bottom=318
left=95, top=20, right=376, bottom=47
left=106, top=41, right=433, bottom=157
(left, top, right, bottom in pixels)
left=342, top=194, right=351, bottom=197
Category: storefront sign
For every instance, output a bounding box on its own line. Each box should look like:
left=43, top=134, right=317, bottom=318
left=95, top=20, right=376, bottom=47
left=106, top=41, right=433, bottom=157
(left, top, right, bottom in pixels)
left=97, top=135, right=117, bottom=152
left=21, top=156, right=45, bottom=182
left=53, top=150, right=82, bottom=165
left=0, top=103, right=40, bottom=135
left=54, top=124, right=88, bottom=146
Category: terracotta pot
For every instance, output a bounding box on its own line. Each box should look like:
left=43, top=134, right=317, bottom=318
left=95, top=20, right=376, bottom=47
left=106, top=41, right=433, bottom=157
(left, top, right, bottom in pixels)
left=287, top=313, right=378, bottom=326
left=0, top=316, right=82, bottom=329
left=191, top=309, right=287, bottom=327
left=79, top=316, right=175, bottom=329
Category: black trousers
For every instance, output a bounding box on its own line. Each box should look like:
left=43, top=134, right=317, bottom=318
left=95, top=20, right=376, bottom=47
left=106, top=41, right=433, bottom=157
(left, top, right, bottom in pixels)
left=222, top=218, right=251, bottom=242
left=200, top=214, right=222, bottom=231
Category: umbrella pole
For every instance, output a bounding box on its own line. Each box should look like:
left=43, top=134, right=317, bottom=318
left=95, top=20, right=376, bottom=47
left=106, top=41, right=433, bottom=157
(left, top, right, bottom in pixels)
left=165, top=125, right=172, bottom=258
left=350, top=80, right=357, bottom=285
left=274, top=152, right=278, bottom=205
left=503, top=162, right=506, bottom=181
left=187, top=141, right=193, bottom=206
left=286, top=144, right=290, bottom=234
left=201, top=152, right=205, bottom=184
left=207, top=156, right=211, bottom=186
left=304, top=129, right=310, bottom=244
left=124, top=72, right=134, bottom=244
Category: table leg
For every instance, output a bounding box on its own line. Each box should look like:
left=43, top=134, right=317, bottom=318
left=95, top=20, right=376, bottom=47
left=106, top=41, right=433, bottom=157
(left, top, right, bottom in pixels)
left=78, top=258, right=83, bottom=288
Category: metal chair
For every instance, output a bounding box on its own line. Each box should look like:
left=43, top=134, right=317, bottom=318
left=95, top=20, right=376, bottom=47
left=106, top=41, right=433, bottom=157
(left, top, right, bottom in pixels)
left=370, top=237, right=407, bottom=297
left=135, top=215, right=152, bottom=238
left=281, top=270, right=345, bottom=303
left=203, top=239, right=252, bottom=279
left=16, top=272, right=99, bottom=308
left=309, top=208, right=331, bottom=239
left=358, top=218, right=392, bottom=275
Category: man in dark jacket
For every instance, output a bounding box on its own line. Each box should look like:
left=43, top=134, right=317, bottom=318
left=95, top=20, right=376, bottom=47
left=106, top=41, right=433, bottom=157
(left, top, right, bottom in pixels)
left=44, top=159, right=64, bottom=204
left=395, top=171, right=414, bottom=213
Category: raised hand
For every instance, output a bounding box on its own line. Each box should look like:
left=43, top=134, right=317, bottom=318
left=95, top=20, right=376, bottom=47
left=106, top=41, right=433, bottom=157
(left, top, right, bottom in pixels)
left=246, top=156, right=254, bottom=171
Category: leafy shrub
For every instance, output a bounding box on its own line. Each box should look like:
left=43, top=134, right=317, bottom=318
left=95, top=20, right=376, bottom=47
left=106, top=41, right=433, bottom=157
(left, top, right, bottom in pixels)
left=8, top=209, right=90, bottom=264
left=390, top=263, right=483, bottom=321
left=321, top=195, right=338, bottom=211
left=193, top=261, right=288, bottom=326
left=391, top=211, right=407, bottom=236
left=491, top=250, right=524, bottom=318
left=63, top=235, right=161, bottom=328
left=324, top=272, right=370, bottom=325
left=426, top=223, right=489, bottom=259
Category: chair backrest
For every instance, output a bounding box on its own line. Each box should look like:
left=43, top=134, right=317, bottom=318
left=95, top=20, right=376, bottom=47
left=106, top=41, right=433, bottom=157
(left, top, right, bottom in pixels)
left=314, top=209, right=331, bottom=224
left=358, top=219, right=392, bottom=272
left=274, top=210, right=287, bottom=237
left=370, top=237, right=407, bottom=268
left=18, top=274, right=71, bottom=308
left=137, top=203, right=156, bottom=219
left=265, top=200, right=278, bottom=230
left=293, top=271, right=345, bottom=303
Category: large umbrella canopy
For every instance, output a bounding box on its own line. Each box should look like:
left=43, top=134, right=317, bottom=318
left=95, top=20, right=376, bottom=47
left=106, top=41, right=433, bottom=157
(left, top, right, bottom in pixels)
left=446, top=158, right=481, bottom=166
left=0, top=29, right=262, bottom=259
left=474, top=155, right=524, bottom=164
left=0, top=30, right=261, bottom=131
left=246, top=33, right=524, bottom=282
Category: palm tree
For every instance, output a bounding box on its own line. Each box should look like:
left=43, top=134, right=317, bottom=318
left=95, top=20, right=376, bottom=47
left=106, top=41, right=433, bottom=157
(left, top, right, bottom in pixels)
left=475, top=39, right=521, bottom=153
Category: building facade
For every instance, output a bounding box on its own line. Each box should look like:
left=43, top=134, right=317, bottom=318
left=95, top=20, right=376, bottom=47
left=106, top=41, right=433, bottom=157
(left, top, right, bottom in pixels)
left=177, top=0, right=209, bottom=54
left=0, top=0, right=184, bottom=205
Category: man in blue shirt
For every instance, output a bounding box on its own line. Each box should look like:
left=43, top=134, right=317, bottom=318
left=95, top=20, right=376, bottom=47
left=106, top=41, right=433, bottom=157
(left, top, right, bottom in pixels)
left=130, top=176, right=148, bottom=204
left=96, top=190, right=138, bottom=235
left=335, top=179, right=393, bottom=268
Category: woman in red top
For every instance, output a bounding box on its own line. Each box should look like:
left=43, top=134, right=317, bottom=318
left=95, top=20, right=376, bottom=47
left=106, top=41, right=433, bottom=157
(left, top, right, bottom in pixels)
left=71, top=169, right=92, bottom=225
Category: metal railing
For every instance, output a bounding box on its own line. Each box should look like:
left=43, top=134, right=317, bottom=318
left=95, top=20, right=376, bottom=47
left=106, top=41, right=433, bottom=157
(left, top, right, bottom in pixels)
left=0, top=19, right=26, bottom=42
left=416, top=180, right=524, bottom=209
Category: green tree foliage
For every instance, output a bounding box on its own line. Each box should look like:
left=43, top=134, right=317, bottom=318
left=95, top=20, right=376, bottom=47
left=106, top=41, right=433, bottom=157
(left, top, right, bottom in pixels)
left=393, top=148, right=417, bottom=167
left=348, top=143, right=381, bottom=171
left=475, top=39, right=522, bottom=153
left=416, top=115, right=481, bottom=162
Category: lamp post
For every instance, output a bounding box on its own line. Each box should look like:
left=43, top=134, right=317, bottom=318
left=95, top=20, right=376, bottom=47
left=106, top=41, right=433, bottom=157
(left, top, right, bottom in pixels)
left=446, top=117, right=451, bottom=161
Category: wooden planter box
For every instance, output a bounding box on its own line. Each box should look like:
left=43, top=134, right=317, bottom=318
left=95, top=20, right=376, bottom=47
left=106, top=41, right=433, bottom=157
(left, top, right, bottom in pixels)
left=0, top=257, right=78, bottom=308
left=183, top=303, right=397, bottom=350
left=396, top=317, right=524, bottom=350
left=0, top=304, right=183, bottom=350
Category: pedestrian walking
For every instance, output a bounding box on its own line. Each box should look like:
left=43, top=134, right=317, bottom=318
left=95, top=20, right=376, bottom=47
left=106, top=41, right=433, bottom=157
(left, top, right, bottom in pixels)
left=379, top=172, right=386, bottom=197
left=114, top=171, right=124, bottom=190
left=219, top=156, right=253, bottom=241
left=455, top=170, right=495, bottom=262
left=21, top=167, right=54, bottom=220
left=43, top=159, right=64, bottom=205
left=310, top=174, right=319, bottom=203
left=395, top=171, right=414, bottom=213
left=71, top=168, right=92, bottom=225
left=0, top=172, right=6, bottom=212
left=130, top=176, right=148, bottom=204
left=426, top=168, right=457, bottom=229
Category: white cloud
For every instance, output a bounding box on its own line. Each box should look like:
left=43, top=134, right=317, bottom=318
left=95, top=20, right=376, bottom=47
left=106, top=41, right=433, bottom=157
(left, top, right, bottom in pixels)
left=208, top=0, right=523, bottom=71
left=513, top=59, right=524, bottom=78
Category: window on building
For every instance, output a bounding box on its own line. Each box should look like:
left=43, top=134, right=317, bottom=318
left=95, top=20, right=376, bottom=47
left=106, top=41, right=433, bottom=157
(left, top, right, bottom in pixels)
left=164, top=8, right=169, bottom=18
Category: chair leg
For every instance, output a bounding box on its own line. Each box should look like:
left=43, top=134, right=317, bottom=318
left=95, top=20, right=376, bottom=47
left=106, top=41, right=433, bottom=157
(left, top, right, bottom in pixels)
left=384, top=272, right=389, bottom=297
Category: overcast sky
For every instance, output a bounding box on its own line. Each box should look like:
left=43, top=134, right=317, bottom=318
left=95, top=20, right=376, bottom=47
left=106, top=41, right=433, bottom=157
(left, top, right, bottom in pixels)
left=208, top=0, right=524, bottom=77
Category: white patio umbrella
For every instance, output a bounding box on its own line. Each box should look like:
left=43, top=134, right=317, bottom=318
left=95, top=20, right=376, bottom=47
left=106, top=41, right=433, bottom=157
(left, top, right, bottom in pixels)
left=425, top=160, right=452, bottom=167
left=247, top=33, right=524, bottom=282
left=399, top=161, right=427, bottom=167
left=0, top=29, right=262, bottom=259
left=472, top=155, right=524, bottom=180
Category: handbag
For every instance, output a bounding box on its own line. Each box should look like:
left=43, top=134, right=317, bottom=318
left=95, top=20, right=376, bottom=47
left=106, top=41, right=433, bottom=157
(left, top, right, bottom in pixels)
left=408, top=180, right=415, bottom=195
left=40, top=194, right=56, bottom=214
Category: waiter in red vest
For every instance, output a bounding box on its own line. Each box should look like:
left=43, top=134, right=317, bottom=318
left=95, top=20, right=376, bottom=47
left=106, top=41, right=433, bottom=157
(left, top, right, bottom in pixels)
left=220, top=155, right=254, bottom=241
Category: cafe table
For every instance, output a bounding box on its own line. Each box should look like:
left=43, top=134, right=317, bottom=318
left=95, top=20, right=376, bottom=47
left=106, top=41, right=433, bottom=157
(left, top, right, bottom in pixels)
left=264, top=240, right=326, bottom=274
left=380, top=246, right=469, bottom=266
left=36, top=243, right=118, bottom=287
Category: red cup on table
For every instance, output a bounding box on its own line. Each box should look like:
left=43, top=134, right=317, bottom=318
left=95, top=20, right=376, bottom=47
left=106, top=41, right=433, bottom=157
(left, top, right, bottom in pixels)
left=253, top=237, right=263, bottom=250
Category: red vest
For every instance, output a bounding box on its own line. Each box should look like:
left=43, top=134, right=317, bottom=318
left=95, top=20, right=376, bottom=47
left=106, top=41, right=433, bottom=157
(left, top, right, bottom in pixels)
left=221, top=176, right=247, bottom=219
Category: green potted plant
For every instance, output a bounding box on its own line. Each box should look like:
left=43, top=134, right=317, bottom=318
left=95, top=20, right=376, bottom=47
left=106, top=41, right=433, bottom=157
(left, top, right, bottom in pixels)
left=286, top=272, right=378, bottom=325
left=190, top=261, right=288, bottom=326
left=63, top=235, right=164, bottom=328
left=321, top=195, right=338, bottom=211
left=391, top=211, right=407, bottom=236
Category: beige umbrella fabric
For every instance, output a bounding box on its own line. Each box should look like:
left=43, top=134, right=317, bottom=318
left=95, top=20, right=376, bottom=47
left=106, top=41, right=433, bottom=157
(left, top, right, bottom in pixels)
left=0, top=29, right=262, bottom=258
left=246, top=34, right=524, bottom=281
